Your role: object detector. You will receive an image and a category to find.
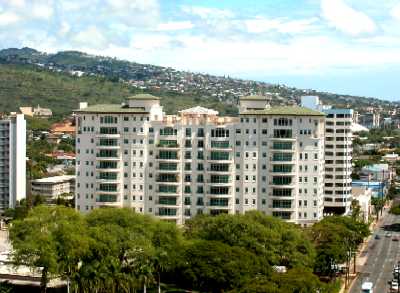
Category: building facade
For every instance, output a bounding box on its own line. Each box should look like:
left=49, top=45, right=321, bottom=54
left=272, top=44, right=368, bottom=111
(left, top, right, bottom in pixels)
left=31, top=175, right=75, bottom=199
left=323, top=108, right=353, bottom=215
left=75, top=94, right=325, bottom=226
left=301, top=96, right=353, bottom=215
left=0, top=114, right=26, bottom=211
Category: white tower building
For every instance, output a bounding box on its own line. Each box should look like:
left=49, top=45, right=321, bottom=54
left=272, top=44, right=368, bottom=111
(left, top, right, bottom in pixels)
left=0, top=113, right=26, bottom=211
left=75, top=95, right=325, bottom=226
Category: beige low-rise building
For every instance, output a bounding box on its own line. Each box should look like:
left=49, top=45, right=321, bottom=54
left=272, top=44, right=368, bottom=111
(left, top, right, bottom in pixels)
left=31, top=175, right=75, bottom=199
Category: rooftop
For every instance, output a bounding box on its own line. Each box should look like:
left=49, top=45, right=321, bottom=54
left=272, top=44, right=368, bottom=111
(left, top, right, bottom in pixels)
left=32, top=175, right=76, bottom=184
left=361, top=164, right=389, bottom=172
left=74, top=104, right=149, bottom=114
left=180, top=106, right=219, bottom=115
left=126, top=94, right=160, bottom=100
left=241, top=106, right=325, bottom=116
left=240, top=95, right=270, bottom=101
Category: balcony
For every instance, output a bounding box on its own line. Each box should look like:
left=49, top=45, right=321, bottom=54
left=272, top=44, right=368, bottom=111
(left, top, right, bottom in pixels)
left=156, top=154, right=180, bottom=161
left=96, top=144, right=120, bottom=149
left=156, top=177, right=180, bottom=184
left=156, top=208, right=179, bottom=218
left=95, top=132, right=121, bottom=139
left=156, top=141, right=180, bottom=149
left=156, top=197, right=179, bottom=206
left=96, top=194, right=120, bottom=206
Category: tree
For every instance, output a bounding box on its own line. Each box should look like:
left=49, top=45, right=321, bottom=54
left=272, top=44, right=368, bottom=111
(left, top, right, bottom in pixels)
left=311, top=216, right=369, bottom=278
left=371, top=197, right=385, bottom=220
left=9, top=206, right=89, bottom=293
left=178, top=240, right=268, bottom=292
left=150, top=220, right=184, bottom=293
left=185, top=211, right=315, bottom=269
left=75, top=208, right=158, bottom=293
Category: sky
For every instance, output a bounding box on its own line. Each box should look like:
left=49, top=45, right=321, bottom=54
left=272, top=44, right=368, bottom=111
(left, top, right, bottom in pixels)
left=0, top=0, right=400, bottom=100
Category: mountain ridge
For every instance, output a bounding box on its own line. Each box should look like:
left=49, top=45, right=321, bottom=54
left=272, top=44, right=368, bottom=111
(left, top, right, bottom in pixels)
left=0, top=47, right=396, bottom=118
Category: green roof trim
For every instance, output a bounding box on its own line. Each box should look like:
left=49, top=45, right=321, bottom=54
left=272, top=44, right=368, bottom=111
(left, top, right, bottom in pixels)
left=241, top=106, right=325, bottom=116
left=240, top=95, right=270, bottom=101
left=74, top=104, right=149, bottom=114
left=126, top=94, right=160, bottom=100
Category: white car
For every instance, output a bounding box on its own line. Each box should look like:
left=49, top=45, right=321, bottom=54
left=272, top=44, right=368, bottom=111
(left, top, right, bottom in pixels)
left=362, top=281, right=373, bottom=293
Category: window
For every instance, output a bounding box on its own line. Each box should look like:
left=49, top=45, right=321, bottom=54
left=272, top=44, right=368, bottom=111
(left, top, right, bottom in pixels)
left=211, top=128, right=229, bottom=138
left=273, top=129, right=292, bottom=138
left=197, top=128, right=204, bottom=137
left=274, top=118, right=292, bottom=126
left=100, top=116, right=117, bottom=124
left=160, top=127, right=177, bottom=136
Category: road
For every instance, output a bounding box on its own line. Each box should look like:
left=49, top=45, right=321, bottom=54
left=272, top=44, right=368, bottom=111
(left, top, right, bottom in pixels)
left=350, top=211, right=400, bottom=293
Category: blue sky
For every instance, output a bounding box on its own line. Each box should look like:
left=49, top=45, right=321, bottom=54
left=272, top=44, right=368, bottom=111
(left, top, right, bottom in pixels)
left=1, top=0, right=400, bottom=100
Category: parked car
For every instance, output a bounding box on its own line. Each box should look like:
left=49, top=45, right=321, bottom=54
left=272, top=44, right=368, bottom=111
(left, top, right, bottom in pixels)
left=391, top=280, right=399, bottom=292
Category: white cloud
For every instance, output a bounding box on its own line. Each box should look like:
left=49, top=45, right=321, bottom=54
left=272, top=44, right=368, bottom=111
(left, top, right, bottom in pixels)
left=31, top=1, right=54, bottom=19
left=58, top=21, right=70, bottom=36
left=245, top=17, right=319, bottom=34
left=156, top=21, right=193, bottom=31
left=8, top=0, right=25, bottom=8
left=0, top=11, right=20, bottom=25
left=321, top=0, right=377, bottom=36
left=72, top=26, right=108, bottom=49
left=391, top=3, right=400, bottom=20
left=181, top=6, right=234, bottom=19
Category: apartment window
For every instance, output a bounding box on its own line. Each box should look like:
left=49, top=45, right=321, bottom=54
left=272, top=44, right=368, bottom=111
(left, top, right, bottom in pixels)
left=185, top=128, right=191, bottom=137
left=197, top=128, right=204, bottom=137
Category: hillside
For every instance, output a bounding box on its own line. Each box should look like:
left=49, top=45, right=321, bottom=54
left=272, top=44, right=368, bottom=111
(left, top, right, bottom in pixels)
left=0, top=47, right=396, bottom=117
left=0, top=64, right=238, bottom=118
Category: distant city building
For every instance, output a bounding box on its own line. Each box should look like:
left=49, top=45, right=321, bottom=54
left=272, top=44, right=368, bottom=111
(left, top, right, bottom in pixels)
left=74, top=94, right=326, bottom=226
left=358, top=111, right=380, bottom=129
left=0, top=114, right=26, bottom=211
left=31, top=175, right=75, bottom=199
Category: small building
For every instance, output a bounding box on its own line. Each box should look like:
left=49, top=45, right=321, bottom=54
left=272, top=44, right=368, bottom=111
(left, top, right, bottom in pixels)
left=50, top=120, right=75, bottom=136
left=383, top=153, right=399, bottom=163
left=31, top=175, right=75, bottom=199
left=352, top=186, right=372, bottom=222
left=33, top=105, right=52, bottom=118
left=360, top=164, right=394, bottom=182
left=19, top=105, right=52, bottom=118
left=352, top=181, right=387, bottom=198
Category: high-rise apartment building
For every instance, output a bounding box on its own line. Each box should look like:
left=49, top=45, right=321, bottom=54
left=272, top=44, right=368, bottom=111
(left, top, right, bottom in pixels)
left=75, top=94, right=325, bottom=226
left=0, top=114, right=26, bottom=211
left=301, top=96, right=353, bottom=215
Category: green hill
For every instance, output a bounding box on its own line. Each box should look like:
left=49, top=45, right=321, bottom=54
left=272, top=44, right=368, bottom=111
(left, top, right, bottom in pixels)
left=0, top=64, right=238, bottom=119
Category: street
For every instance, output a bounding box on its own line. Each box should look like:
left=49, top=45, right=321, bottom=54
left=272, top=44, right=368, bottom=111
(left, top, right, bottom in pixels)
left=350, top=212, right=400, bottom=293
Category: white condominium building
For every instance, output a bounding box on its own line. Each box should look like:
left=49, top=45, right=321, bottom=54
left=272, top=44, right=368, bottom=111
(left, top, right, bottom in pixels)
left=323, top=108, right=353, bottom=215
left=0, top=114, right=26, bottom=211
left=301, top=96, right=353, bottom=215
left=75, top=94, right=325, bottom=226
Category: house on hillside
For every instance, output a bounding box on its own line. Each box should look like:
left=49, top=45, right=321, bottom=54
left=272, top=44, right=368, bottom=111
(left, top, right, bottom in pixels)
left=19, top=105, right=53, bottom=118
